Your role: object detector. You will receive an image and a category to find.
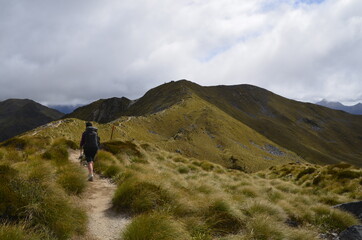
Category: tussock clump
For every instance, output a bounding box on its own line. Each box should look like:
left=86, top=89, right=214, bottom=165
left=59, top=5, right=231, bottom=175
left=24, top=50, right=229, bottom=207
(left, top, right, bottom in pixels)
left=0, top=152, right=87, bottom=240
left=183, top=217, right=212, bottom=240
left=122, top=212, right=190, bottom=240
left=310, top=205, right=359, bottom=232
left=112, top=178, right=175, bottom=214
left=93, top=150, right=117, bottom=174
left=204, top=200, right=244, bottom=235
left=242, top=199, right=287, bottom=222
left=53, top=138, right=78, bottom=150
left=0, top=138, right=28, bottom=150
left=336, top=170, right=361, bottom=179
left=296, top=167, right=316, bottom=180
left=239, top=186, right=259, bottom=198
left=57, top=165, right=87, bottom=195
left=261, top=163, right=362, bottom=200
left=0, top=224, right=48, bottom=240
left=245, top=214, right=286, bottom=240
left=42, top=145, right=69, bottom=165
left=201, top=162, right=215, bottom=171
left=173, top=157, right=187, bottom=163
left=103, top=165, right=122, bottom=178
left=178, top=166, right=190, bottom=174
left=102, top=140, right=142, bottom=157
left=4, top=149, right=24, bottom=162
left=1, top=137, right=51, bottom=155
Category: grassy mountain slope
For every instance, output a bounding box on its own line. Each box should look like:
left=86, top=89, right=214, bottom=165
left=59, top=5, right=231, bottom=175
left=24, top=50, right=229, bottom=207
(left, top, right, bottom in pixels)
left=25, top=95, right=302, bottom=172
left=0, top=99, right=64, bottom=142
left=2, top=125, right=360, bottom=239
left=178, top=81, right=362, bottom=167
left=65, top=81, right=191, bottom=123
left=61, top=80, right=362, bottom=167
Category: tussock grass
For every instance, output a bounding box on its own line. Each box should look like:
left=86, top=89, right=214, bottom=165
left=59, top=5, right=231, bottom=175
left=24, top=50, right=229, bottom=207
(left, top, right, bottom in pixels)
left=0, top=224, right=49, bottom=240
left=263, top=163, right=362, bottom=200
left=2, top=129, right=361, bottom=239
left=204, top=199, right=244, bottom=235
left=112, top=177, right=175, bottom=214
left=0, top=137, right=88, bottom=239
left=42, top=144, right=69, bottom=165
left=0, top=136, right=51, bottom=155
left=0, top=164, right=87, bottom=239
left=122, top=212, right=190, bottom=240
left=57, top=165, right=87, bottom=195
left=102, top=140, right=142, bottom=157
left=104, top=142, right=360, bottom=239
left=310, top=205, right=359, bottom=232
left=242, top=199, right=286, bottom=222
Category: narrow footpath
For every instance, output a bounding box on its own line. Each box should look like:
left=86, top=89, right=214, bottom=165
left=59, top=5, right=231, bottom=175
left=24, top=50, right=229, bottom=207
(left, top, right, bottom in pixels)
left=69, top=151, right=130, bottom=240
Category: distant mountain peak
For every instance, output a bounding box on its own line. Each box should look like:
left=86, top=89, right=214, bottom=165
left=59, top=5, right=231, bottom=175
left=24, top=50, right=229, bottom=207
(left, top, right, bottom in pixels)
left=316, top=99, right=362, bottom=115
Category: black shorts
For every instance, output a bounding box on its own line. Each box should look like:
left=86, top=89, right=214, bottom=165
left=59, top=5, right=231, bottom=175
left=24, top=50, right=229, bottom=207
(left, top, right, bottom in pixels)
left=84, top=147, right=98, bottom=163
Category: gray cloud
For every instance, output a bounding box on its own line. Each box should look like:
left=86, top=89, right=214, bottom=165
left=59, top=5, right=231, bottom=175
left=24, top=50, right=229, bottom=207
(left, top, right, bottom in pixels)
left=0, top=0, right=361, bottom=105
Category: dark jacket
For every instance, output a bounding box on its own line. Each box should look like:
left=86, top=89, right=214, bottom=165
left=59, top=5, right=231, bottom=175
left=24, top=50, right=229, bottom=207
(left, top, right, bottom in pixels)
left=80, top=126, right=100, bottom=149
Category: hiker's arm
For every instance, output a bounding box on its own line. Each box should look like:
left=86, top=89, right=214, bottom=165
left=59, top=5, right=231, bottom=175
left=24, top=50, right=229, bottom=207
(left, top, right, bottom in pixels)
left=80, top=132, right=85, bottom=149
left=80, top=132, right=85, bottom=155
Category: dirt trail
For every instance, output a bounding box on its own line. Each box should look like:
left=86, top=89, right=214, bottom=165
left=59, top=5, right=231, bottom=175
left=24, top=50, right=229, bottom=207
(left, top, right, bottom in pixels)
left=69, top=151, right=130, bottom=240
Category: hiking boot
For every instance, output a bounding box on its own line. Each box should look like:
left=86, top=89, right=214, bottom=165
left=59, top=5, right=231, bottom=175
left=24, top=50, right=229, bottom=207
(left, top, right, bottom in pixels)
left=88, top=175, right=94, bottom=181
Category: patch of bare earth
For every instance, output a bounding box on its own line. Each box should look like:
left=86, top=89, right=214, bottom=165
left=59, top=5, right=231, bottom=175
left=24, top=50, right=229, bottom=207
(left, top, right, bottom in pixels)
left=69, top=151, right=130, bottom=240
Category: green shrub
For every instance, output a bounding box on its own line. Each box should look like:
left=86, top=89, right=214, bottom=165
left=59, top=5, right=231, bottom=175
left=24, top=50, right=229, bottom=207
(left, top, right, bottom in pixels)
left=112, top=178, right=174, bottom=214
left=122, top=212, right=190, bottom=240
left=57, top=166, right=87, bottom=195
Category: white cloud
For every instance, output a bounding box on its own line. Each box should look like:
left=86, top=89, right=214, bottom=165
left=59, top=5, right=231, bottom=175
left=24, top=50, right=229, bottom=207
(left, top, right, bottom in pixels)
left=0, top=0, right=361, bottom=105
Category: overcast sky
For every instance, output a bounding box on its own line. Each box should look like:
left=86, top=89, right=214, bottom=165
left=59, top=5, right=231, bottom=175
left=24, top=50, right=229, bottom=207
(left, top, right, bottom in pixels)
left=0, top=0, right=361, bottom=106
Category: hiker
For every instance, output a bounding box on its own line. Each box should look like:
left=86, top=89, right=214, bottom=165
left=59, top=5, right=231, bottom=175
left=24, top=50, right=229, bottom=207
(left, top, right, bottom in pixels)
left=80, top=122, right=100, bottom=181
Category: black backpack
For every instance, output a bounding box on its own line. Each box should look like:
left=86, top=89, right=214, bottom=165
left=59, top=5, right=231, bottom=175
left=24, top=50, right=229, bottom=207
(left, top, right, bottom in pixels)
left=84, top=130, right=99, bottom=149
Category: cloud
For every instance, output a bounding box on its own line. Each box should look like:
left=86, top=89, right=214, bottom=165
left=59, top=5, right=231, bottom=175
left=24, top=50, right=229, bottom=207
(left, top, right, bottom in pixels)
left=0, top=0, right=361, bottom=105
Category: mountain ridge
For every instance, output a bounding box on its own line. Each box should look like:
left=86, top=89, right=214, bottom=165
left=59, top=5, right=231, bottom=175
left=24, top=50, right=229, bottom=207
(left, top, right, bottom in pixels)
left=32, top=80, right=362, bottom=168
left=0, top=99, right=64, bottom=141
left=316, top=99, right=362, bottom=115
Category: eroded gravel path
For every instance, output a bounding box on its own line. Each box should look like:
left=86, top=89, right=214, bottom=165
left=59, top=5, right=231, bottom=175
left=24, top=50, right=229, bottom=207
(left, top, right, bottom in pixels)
left=69, top=151, right=130, bottom=240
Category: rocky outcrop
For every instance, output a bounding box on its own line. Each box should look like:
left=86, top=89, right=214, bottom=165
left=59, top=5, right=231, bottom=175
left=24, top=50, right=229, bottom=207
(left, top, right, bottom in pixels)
left=334, top=201, right=362, bottom=221
left=339, top=225, right=362, bottom=240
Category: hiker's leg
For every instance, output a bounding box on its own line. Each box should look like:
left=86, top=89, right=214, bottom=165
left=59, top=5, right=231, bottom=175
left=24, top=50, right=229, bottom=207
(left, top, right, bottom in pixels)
left=87, top=161, right=93, bottom=176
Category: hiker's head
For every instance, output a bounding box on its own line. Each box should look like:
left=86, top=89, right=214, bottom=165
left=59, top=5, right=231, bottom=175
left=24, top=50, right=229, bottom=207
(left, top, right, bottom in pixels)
left=86, top=122, right=92, bottom=127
